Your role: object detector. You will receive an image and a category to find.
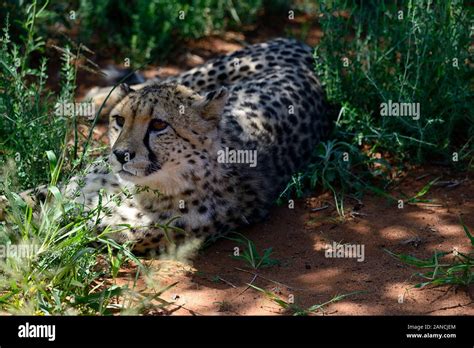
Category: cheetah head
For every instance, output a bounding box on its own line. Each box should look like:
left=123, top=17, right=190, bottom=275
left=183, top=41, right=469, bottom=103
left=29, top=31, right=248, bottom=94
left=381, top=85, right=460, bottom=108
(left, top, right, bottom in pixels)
left=108, top=83, right=228, bottom=191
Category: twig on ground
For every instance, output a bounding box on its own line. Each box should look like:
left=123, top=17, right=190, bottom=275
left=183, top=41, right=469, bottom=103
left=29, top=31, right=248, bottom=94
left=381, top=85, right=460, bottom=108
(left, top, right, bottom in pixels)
left=233, top=267, right=303, bottom=291
left=415, top=173, right=431, bottom=181
left=407, top=202, right=443, bottom=207
left=236, top=273, right=258, bottom=296
left=311, top=205, right=329, bottom=212
left=217, top=276, right=237, bottom=288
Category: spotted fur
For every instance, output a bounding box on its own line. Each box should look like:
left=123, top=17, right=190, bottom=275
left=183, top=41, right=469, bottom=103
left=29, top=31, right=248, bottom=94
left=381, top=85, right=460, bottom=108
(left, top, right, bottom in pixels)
left=59, top=38, right=331, bottom=253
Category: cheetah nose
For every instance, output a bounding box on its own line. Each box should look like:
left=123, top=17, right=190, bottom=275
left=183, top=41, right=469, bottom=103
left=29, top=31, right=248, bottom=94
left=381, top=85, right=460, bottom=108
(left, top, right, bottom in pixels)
left=113, top=150, right=135, bottom=164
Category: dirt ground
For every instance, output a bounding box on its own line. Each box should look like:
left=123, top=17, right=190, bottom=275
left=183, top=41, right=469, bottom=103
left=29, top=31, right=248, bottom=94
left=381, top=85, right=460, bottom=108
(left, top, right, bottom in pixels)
left=111, top=166, right=473, bottom=316
left=68, top=16, right=473, bottom=316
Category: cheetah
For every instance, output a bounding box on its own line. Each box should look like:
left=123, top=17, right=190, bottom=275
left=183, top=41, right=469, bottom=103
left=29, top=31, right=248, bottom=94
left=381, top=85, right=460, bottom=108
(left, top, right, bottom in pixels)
left=12, top=38, right=332, bottom=253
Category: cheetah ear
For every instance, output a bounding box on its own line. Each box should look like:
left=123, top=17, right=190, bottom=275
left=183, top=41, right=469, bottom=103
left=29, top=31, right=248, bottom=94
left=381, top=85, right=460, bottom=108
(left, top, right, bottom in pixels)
left=118, top=83, right=134, bottom=96
left=192, top=87, right=229, bottom=123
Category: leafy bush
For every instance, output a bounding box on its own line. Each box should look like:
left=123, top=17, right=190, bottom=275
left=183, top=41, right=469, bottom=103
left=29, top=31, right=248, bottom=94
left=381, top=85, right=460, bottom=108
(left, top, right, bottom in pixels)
left=1, top=0, right=266, bottom=66
left=0, top=3, right=72, bottom=192
left=278, top=139, right=382, bottom=217
left=282, top=0, right=472, bottom=211
left=315, top=0, right=473, bottom=165
left=77, top=0, right=265, bottom=64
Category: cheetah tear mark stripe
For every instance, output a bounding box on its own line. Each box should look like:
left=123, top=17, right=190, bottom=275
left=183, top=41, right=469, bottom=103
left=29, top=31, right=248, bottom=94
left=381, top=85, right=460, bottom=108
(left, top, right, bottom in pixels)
left=143, top=125, right=160, bottom=175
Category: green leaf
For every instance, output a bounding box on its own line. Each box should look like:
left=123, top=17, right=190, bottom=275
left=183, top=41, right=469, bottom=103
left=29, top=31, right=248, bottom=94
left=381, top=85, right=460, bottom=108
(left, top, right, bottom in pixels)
left=460, top=216, right=474, bottom=247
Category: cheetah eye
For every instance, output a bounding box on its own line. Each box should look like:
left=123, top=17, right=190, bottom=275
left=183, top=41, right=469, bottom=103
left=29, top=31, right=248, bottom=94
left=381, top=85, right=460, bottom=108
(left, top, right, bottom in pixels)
left=113, top=115, right=125, bottom=127
left=150, top=119, right=168, bottom=132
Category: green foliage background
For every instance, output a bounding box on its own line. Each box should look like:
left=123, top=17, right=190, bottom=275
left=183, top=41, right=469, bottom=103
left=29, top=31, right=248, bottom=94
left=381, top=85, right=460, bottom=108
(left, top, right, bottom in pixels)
left=316, top=0, right=473, bottom=164
left=1, top=0, right=272, bottom=64
left=282, top=0, right=473, bottom=207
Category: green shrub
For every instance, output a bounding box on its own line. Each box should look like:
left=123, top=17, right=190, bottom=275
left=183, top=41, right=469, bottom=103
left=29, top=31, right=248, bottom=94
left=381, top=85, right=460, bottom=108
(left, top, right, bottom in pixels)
left=0, top=3, right=73, bottom=192
left=76, top=0, right=265, bottom=64
left=281, top=0, right=472, bottom=215
left=315, top=0, right=473, bottom=165
left=1, top=0, right=267, bottom=66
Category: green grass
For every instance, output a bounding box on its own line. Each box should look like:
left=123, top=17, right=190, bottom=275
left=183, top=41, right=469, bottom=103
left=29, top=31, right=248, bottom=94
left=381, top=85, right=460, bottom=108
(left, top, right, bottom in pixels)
left=403, top=176, right=440, bottom=204
left=227, top=233, right=280, bottom=270
left=315, top=0, right=472, bottom=164
left=386, top=218, right=473, bottom=288
left=282, top=0, right=472, bottom=216
left=278, top=139, right=388, bottom=217
left=249, top=284, right=364, bottom=316
left=0, top=6, right=70, bottom=192
left=1, top=0, right=267, bottom=66
left=0, top=152, right=174, bottom=315
left=1, top=0, right=322, bottom=67
left=77, top=0, right=266, bottom=65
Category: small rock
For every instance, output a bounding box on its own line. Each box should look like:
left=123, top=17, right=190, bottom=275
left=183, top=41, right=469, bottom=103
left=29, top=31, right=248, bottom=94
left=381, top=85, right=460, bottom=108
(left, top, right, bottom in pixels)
left=399, top=236, right=423, bottom=248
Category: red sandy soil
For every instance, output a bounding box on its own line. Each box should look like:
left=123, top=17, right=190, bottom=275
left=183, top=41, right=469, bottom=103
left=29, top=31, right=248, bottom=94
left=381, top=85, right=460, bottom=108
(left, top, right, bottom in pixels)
left=67, top=15, right=472, bottom=315
left=111, top=167, right=473, bottom=316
